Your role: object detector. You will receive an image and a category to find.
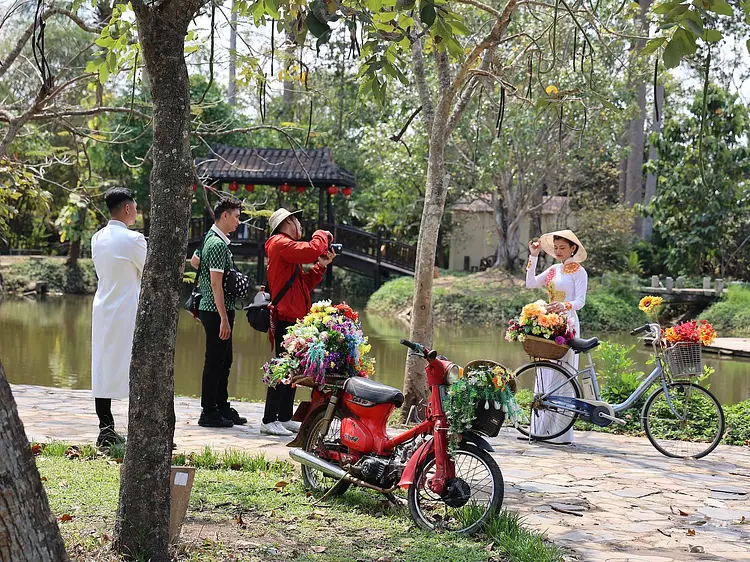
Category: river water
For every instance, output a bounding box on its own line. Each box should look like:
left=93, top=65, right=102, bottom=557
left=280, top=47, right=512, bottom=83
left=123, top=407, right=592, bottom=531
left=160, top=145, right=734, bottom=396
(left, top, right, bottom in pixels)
left=1, top=296, right=748, bottom=405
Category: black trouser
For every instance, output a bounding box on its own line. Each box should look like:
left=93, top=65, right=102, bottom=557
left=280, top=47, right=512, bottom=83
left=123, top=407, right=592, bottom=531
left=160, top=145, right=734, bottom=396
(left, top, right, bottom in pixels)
left=262, top=320, right=296, bottom=424
left=200, top=309, right=235, bottom=413
left=95, top=398, right=114, bottom=431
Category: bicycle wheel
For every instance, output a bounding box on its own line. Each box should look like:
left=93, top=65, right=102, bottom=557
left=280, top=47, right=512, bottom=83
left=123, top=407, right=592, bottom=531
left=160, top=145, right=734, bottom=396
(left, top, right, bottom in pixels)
left=407, top=444, right=504, bottom=534
left=642, top=382, right=725, bottom=459
left=513, top=361, right=581, bottom=441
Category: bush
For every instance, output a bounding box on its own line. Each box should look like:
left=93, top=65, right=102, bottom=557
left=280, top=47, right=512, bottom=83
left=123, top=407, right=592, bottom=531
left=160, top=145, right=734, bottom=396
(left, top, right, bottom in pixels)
left=724, top=400, right=750, bottom=446
left=574, top=202, right=638, bottom=275
left=367, top=275, right=414, bottom=313
left=579, top=288, right=646, bottom=333
left=2, top=258, right=97, bottom=294
left=593, top=341, right=648, bottom=432
left=700, top=285, right=750, bottom=337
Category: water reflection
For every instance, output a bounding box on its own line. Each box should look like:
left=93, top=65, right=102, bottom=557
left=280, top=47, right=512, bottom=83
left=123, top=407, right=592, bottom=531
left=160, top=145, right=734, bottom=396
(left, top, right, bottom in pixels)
left=1, top=296, right=748, bottom=405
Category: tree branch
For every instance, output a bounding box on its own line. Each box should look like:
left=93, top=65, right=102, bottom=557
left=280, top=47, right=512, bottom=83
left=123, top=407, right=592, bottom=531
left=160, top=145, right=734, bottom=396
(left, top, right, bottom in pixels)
left=410, top=35, right=436, bottom=135
left=0, top=7, right=101, bottom=80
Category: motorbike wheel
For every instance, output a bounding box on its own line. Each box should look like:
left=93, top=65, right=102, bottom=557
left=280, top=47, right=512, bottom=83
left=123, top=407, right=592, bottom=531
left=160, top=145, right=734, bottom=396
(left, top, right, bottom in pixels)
left=408, top=444, right=503, bottom=534
left=301, top=410, right=351, bottom=496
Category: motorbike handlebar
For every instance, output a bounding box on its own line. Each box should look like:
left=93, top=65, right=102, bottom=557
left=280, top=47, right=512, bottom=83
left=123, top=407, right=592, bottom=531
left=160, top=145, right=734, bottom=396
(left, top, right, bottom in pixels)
left=400, top=339, right=437, bottom=360
left=400, top=339, right=420, bottom=351
left=630, top=324, right=650, bottom=336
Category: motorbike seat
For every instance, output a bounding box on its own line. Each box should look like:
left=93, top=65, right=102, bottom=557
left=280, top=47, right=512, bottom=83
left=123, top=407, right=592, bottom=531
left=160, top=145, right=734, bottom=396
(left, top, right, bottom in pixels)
left=566, top=337, right=600, bottom=353
left=344, top=377, right=405, bottom=407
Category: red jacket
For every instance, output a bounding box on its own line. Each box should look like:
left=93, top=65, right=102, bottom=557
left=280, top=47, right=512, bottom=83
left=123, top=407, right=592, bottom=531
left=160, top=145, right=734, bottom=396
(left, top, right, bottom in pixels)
left=265, top=230, right=329, bottom=323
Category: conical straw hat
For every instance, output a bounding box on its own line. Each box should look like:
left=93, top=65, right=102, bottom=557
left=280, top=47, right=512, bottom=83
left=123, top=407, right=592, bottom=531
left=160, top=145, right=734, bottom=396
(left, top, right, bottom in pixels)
left=539, top=229, right=587, bottom=263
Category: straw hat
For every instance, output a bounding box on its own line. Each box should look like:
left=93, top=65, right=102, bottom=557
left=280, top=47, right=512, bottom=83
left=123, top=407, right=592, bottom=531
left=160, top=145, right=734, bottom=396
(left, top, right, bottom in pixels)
left=269, top=208, right=302, bottom=235
left=539, top=229, right=587, bottom=263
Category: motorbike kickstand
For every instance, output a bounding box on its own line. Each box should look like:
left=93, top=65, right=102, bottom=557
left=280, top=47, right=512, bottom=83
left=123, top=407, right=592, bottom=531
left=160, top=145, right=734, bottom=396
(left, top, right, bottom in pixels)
left=383, top=492, right=406, bottom=507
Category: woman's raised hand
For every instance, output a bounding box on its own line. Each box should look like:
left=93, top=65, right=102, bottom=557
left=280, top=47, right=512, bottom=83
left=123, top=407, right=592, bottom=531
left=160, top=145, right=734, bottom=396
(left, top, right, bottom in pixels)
left=528, top=239, right=541, bottom=257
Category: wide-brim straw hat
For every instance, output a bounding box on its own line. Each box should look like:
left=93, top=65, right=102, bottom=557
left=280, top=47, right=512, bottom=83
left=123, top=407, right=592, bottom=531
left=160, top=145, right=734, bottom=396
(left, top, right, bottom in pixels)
left=269, top=208, right=303, bottom=235
left=539, top=229, right=587, bottom=263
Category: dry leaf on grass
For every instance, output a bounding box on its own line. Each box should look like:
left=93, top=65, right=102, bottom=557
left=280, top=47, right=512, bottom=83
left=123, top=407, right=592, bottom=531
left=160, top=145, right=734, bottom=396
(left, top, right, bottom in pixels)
left=59, top=514, right=73, bottom=522
left=58, top=480, right=68, bottom=488
left=40, top=476, right=47, bottom=482
left=687, top=529, right=696, bottom=536
left=311, top=546, right=327, bottom=553
left=274, top=480, right=289, bottom=493
left=234, top=514, right=248, bottom=529
left=31, top=444, right=42, bottom=455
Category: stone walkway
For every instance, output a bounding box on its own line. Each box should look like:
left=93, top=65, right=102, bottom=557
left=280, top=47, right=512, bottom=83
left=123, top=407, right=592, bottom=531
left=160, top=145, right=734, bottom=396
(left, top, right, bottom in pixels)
left=12, top=384, right=750, bottom=562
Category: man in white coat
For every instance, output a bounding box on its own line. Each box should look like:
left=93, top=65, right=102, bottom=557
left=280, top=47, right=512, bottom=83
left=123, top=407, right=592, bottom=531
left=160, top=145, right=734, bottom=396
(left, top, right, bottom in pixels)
left=91, top=187, right=147, bottom=447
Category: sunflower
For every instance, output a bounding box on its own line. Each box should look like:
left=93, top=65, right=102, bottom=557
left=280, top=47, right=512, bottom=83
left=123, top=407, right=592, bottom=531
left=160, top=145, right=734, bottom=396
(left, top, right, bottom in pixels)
left=638, top=295, right=664, bottom=315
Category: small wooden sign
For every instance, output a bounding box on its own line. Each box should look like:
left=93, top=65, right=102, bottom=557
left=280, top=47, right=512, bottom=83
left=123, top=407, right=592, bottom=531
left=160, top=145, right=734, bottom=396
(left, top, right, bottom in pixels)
left=169, top=466, right=196, bottom=544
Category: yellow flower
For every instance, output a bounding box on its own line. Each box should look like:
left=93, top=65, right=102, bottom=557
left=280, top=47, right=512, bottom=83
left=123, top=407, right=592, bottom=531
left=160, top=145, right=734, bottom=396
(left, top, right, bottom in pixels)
left=66, top=218, right=72, bottom=224
left=545, top=85, right=558, bottom=95
left=638, top=295, right=663, bottom=315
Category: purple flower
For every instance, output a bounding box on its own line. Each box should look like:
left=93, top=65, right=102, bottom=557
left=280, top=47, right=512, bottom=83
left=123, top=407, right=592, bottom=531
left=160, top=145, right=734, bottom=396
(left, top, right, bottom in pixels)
left=555, top=336, right=567, bottom=345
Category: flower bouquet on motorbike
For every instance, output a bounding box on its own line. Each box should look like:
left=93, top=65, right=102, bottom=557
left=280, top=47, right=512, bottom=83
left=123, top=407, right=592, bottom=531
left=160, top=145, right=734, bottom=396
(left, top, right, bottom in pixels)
left=505, top=300, right=576, bottom=360
left=262, top=301, right=375, bottom=388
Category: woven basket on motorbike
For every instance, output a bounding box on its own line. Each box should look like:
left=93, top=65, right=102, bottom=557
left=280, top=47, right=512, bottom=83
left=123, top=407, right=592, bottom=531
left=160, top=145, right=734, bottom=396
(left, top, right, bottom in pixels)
left=663, top=342, right=702, bottom=378
left=471, top=401, right=506, bottom=437
left=522, top=335, right=569, bottom=360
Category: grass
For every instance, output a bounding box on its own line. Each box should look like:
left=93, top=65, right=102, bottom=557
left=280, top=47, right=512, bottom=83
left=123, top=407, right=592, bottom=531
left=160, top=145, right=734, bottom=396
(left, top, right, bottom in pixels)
left=36, top=445, right=563, bottom=562
left=700, top=284, right=750, bottom=337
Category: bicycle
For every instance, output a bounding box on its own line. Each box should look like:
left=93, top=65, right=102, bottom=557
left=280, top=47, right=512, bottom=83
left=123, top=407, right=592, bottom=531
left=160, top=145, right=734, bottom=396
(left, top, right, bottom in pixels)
left=511, top=323, right=725, bottom=459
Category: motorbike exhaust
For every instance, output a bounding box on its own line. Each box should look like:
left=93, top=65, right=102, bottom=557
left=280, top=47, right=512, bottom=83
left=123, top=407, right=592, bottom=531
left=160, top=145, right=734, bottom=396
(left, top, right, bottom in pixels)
left=289, top=448, right=398, bottom=494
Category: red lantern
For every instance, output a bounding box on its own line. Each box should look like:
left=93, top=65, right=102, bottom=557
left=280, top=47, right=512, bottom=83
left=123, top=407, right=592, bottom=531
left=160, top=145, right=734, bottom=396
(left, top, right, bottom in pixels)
left=280, top=183, right=291, bottom=193
left=244, top=183, right=255, bottom=192
left=342, top=187, right=353, bottom=198
left=296, top=186, right=306, bottom=194
left=192, top=183, right=197, bottom=192
left=229, top=181, right=239, bottom=192
left=327, top=185, right=338, bottom=195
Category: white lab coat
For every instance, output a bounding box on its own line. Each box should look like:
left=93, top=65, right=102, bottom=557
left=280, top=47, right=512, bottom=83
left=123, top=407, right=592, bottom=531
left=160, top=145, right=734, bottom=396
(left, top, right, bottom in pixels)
left=91, top=220, right=147, bottom=398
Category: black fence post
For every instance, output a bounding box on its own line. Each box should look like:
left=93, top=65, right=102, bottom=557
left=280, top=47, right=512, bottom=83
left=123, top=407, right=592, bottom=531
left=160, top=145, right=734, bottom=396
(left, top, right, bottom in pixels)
left=375, top=229, right=382, bottom=289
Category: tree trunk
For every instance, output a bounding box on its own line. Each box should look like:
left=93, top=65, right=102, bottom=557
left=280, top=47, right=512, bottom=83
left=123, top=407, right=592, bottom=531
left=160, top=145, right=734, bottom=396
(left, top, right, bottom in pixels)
left=0, top=361, right=69, bottom=562
left=401, top=133, right=448, bottom=417
left=113, top=2, right=202, bottom=560
left=641, top=83, right=664, bottom=241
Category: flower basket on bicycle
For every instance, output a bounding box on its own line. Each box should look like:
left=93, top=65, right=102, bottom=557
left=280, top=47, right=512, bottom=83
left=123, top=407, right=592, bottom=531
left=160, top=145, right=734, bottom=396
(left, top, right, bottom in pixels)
left=522, top=335, right=569, bottom=360
left=663, top=342, right=703, bottom=378
left=505, top=301, right=575, bottom=360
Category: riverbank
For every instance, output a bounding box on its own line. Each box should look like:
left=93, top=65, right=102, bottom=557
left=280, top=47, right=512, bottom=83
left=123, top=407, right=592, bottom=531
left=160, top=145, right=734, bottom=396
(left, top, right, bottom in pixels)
left=368, top=271, right=646, bottom=333
left=14, top=383, right=750, bottom=562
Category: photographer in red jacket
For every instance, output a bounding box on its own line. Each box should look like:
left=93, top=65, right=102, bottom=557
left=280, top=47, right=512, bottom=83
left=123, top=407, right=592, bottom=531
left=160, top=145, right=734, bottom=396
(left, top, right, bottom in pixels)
left=261, top=208, right=335, bottom=436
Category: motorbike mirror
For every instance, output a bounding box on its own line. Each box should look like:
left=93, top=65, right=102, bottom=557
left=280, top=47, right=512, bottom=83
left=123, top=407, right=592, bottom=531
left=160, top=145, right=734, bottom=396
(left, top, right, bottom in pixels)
left=427, top=350, right=438, bottom=360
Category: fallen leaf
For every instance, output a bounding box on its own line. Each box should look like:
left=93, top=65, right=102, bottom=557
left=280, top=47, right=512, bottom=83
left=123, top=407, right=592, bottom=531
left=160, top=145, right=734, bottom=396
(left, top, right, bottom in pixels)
left=40, top=476, right=47, bottom=482
left=687, top=529, right=695, bottom=536
left=234, top=514, right=247, bottom=529
left=485, top=542, right=495, bottom=552
left=31, top=444, right=42, bottom=456
left=65, top=446, right=81, bottom=459
left=58, top=480, right=68, bottom=488
left=274, top=480, right=289, bottom=492
left=311, top=546, right=326, bottom=553
left=59, top=514, right=73, bottom=522
left=670, top=506, right=690, bottom=517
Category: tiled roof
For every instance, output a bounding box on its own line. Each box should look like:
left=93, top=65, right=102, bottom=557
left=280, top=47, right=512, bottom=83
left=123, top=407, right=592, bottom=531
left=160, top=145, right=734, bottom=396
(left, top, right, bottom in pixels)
left=195, top=145, right=356, bottom=188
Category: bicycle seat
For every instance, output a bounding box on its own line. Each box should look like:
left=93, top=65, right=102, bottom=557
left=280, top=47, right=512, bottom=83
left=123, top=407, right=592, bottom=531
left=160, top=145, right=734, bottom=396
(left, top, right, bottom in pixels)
left=344, top=377, right=405, bottom=407
left=566, top=337, right=600, bottom=353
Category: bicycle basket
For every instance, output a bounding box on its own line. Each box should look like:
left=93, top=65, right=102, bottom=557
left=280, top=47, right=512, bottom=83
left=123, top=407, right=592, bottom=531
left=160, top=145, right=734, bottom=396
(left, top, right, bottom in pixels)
left=664, top=342, right=702, bottom=378
left=471, top=401, right=506, bottom=437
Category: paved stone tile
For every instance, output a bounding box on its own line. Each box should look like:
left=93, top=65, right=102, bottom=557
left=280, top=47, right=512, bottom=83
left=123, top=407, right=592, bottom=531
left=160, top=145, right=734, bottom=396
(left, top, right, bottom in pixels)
left=10, top=383, right=750, bottom=562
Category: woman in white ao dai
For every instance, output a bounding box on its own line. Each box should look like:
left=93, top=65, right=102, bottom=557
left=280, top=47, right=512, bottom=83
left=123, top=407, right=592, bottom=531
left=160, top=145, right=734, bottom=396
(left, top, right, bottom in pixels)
left=525, top=230, right=588, bottom=444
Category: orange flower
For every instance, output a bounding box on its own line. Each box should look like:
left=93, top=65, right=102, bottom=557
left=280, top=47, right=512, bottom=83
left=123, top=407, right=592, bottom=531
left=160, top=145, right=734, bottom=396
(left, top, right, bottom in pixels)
left=537, top=313, right=560, bottom=328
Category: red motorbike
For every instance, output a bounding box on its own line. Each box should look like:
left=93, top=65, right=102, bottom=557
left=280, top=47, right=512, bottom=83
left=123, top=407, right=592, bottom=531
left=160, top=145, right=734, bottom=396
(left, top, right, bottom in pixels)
left=288, top=339, right=504, bottom=534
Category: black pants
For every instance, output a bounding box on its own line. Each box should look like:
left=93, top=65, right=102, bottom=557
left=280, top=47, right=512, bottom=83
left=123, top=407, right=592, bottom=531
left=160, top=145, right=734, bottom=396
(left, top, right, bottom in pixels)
left=95, top=398, right=114, bottom=430
left=262, top=320, right=296, bottom=424
left=200, top=309, right=235, bottom=413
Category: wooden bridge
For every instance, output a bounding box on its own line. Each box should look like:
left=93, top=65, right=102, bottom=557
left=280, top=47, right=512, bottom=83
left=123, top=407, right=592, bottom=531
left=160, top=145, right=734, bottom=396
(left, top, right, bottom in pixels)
left=638, top=276, right=728, bottom=304
left=186, top=218, right=416, bottom=287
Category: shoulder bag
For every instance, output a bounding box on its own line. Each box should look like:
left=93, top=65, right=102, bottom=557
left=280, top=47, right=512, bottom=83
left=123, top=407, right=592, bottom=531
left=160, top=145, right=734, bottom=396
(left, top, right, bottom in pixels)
left=184, top=231, right=210, bottom=317
left=245, top=266, right=299, bottom=333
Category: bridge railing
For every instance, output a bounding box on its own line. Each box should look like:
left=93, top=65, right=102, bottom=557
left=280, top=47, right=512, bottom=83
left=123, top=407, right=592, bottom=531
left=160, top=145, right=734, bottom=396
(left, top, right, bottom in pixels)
left=188, top=218, right=265, bottom=245
left=323, top=223, right=416, bottom=273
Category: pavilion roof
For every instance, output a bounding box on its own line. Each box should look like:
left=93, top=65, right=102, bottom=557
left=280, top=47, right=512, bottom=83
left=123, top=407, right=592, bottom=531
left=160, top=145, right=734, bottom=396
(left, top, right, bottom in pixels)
left=195, top=145, right=356, bottom=188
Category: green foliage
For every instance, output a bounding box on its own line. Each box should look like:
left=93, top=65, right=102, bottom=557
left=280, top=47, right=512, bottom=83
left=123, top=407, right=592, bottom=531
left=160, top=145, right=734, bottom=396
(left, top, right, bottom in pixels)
left=482, top=510, right=564, bottom=562
left=594, top=341, right=648, bottom=430
left=0, top=159, right=52, bottom=245
left=575, top=201, right=638, bottom=275
left=367, top=275, right=415, bottom=313
left=54, top=192, right=97, bottom=244
left=724, top=400, right=750, bottom=446
left=578, top=288, right=646, bottom=333
left=2, top=258, right=98, bottom=295
left=648, top=84, right=750, bottom=277
left=700, top=285, right=750, bottom=337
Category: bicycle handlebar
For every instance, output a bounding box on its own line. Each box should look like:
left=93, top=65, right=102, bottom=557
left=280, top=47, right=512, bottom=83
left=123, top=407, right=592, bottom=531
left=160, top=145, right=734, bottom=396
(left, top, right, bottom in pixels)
left=630, top=324, right=650, bottom=336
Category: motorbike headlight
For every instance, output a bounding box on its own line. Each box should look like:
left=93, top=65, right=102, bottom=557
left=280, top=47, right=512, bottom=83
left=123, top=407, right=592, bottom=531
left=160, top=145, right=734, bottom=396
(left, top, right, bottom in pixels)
left=446, top=364, right=461, bottom=385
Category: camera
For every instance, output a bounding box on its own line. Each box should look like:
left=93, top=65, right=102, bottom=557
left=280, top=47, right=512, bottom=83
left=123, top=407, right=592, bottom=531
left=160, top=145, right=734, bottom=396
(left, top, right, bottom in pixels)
left=329, top=243, right=343, bottom=255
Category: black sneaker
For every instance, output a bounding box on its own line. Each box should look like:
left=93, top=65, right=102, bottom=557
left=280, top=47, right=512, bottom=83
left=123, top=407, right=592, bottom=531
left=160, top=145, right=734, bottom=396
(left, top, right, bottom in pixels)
left=96, top=427, right=125, bottom=448
left=198, top=410, right=234, bottom=428
left=220, top=407, right=247, bottom=425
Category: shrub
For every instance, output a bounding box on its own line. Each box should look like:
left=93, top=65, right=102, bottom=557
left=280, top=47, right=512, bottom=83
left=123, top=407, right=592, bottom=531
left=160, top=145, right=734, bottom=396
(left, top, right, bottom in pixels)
left=575, top=202, right=638, bottom=275
left=700, top=285, right=750, bottom=337
left=2, top=258, right=97, bottom=294
left=367, top=275, right=414, bottom=313
left=579, top=289, right=646, bottom=333
left=724, top=400, right=750, bottom=446
left=593, top=341, right=648, bottom=431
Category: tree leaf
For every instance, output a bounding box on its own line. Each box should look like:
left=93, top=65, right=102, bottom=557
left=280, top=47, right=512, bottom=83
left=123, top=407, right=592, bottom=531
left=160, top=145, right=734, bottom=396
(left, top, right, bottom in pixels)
left=707, top=0, right=733, bottom=15
left=641, top=37, right=666, bottom=55
left=305, top=12, right=331, bottom=38
left=665, top=3, right=689, bottom=19
left=682, top=17, right=703, bottom=37
left=746, top=37, right=750, bottom=54
left=703, top=29, right=722, bottom=42
left=653, top=1, right=680, bottom=14
left=662, top=35, right=686, bottom=69
left=420, top=4, right=436, bottom=26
